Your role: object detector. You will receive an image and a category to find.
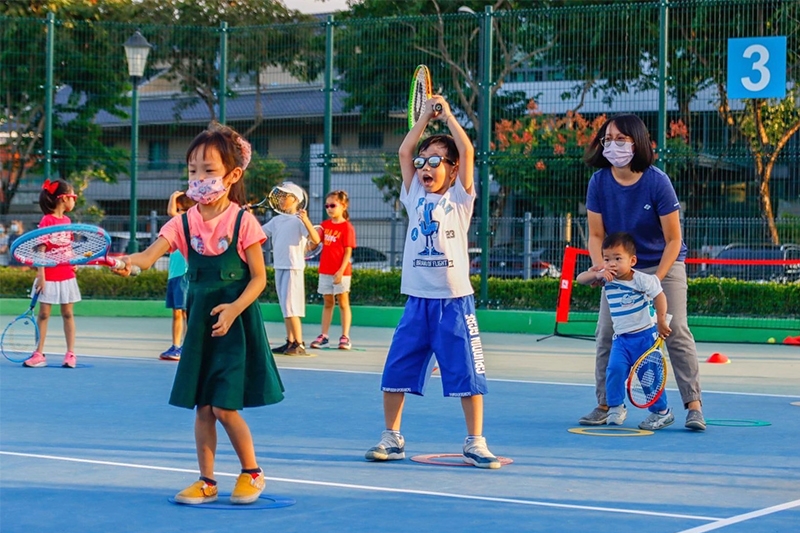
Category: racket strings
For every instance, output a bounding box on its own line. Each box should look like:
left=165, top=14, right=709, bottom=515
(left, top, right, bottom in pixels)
left=630, top=351, right=667, bottom=406
left=2, top=317, right=37, bottom=359
left=268, top=187, right=307, bottom=215
left=13, top=230, right=108, bottom=266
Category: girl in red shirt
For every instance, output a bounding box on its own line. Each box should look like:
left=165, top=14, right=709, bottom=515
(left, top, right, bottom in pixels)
left=310, top=190, right=356, bottom=350
left=24, top=179, right=80, bottom=368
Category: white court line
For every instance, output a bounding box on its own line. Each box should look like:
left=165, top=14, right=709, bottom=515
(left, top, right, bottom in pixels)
left=0, top=450, right=721, bottom=522
left=676, top=498, right=800, bottom=532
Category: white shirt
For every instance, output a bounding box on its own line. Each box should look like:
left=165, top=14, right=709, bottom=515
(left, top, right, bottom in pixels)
left=603, top=270, right=663, bottom=335
left=262, top=214, right=309, bottom=270
left=399, top=177, right=475, bottom=298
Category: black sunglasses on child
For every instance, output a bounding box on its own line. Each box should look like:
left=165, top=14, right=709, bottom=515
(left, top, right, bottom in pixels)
left=412, top=155, right=455, bottom=169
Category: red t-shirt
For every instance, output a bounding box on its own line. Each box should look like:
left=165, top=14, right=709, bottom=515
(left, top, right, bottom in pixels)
left=319, top=219, right=356, bottom=276
left=39, top=214, right=76, bottom=282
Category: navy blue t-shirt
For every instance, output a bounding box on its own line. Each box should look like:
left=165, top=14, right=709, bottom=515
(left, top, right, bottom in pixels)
left=585, top=166, right=687, bottom=268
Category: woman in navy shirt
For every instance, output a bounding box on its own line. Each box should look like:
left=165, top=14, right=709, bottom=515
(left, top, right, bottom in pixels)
left=579, top=114, right=705, bottom=431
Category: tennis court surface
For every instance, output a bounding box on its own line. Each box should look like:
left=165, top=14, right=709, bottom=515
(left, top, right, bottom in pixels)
left=1, top=317, right=799, bottom=533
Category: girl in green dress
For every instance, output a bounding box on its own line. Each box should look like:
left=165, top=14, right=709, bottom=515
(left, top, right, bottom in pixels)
left=118, top=122, right=284, bottom=505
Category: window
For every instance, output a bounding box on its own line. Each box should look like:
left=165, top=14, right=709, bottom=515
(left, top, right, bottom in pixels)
left=358, top=131, right=383, bottom=149
left=148, top=140, right=169, bottom=170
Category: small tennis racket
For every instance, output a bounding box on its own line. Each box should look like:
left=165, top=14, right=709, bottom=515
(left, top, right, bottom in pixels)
left=1, top=282, right=40, bottom=363
left=268, top=182, right=308, bottom=215
left=305, top=224, right=323, bottom=261
left=627, top=336, right=668, bottom=409
left=408, top=64, right=443, bottom=130
left=9, top=223, right=140, bottom=275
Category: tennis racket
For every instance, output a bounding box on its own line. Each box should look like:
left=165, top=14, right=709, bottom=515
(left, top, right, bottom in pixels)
left=408, top=64, right=443, bottom=130
left=626, top=336, right=668, bottom=409
left=305, top=225, right=323, bottom=261
left=9, top=223, right=140, bottom=275
left=1, top=282, right=40, bottom=363
left=268, top=182, right=308, bottom=215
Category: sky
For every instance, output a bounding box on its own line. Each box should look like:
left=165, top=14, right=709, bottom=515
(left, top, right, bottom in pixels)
left=284, top=0, right=352, bottom=14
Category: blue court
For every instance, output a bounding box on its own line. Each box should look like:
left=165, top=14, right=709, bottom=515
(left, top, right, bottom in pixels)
left=1, top=317, right=799, bottom=533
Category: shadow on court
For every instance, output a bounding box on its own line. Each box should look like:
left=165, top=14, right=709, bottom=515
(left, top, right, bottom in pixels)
left=1, top=317, right=799, bottom=533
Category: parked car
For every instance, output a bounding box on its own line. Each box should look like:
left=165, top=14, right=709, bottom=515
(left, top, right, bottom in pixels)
left=469, top=247, right=561, bottom=279
left=306, top=246, right=397, bottom=272
left=696, top=243, right=800, bottom=282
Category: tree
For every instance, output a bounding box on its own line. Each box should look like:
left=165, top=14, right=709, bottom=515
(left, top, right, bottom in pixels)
left=0, top=0, right=132, bottom=214
left=666, top=0, right=800, bottom=243
left=130, top=0, right=325, bottom=137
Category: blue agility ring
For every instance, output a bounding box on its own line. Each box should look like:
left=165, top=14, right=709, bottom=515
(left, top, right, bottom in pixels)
left=168, top=493, right=295, bottom=510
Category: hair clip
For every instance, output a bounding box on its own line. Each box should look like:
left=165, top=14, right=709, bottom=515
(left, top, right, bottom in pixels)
left=236, top=136, right=252, bottom=171
left=42, top=179, right=59, bottom=194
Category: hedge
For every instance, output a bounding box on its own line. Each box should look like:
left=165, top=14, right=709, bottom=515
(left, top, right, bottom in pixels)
left=0, top=266, right=797, bottom=318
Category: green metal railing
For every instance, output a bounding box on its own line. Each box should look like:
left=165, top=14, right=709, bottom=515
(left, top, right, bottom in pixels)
left=1, top=0, right=799, bottom=307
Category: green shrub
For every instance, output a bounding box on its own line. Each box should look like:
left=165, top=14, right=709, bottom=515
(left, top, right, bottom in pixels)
left=0, top=266, right=797, bottom=317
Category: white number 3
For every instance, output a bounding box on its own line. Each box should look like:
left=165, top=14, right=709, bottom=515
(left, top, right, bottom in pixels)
left=741, top=44, right=770, bottom=92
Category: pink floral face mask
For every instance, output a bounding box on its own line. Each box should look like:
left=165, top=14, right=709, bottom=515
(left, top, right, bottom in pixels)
left=186, top=177, right=228, bottom=205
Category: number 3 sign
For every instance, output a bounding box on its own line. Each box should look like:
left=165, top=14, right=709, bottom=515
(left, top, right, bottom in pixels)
left=728, top=36, right=787, bottom=99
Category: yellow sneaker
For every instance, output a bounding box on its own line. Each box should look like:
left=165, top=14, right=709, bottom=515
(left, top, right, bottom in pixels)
left=230, top=471, right=265, bottom=504
left=174, top=480, right=218, bottom=505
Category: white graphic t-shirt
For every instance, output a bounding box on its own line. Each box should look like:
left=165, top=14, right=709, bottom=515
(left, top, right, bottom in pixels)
left=263, top=214, right=309, bottom=270
left=399, top=177, right=475, bottom=298
left=603, top=270, right=663, bottom=335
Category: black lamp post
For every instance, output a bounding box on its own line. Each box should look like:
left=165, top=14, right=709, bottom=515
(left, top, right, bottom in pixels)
left=123, top=31, right=152, bottom=253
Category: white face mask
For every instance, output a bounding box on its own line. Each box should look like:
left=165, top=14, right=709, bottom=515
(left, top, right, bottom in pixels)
left=186, top=177, right=228, bottom=205
left=602, top=142, right=634, bottom=168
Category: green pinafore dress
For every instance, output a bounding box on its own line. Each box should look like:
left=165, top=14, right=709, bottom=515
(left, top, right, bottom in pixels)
left=169, top=209, right=284, bottom=410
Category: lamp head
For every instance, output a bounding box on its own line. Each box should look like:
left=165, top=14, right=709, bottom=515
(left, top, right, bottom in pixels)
left=123, top=31, right=152, bottom=78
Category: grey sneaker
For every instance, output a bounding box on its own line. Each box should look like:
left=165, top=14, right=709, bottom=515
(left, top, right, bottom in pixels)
left=284, top=341, right=306, bottom=356
left=639, top=408, right=675, bottom=430
left=365, top=430, right=405, bottom=461
left=607, top=405, right=628, bottom=426
left=463, top=436, right=501, bottom=469
left=685, top=409, right=706, bottom=431
left=578, top=407, right=609, bottom=426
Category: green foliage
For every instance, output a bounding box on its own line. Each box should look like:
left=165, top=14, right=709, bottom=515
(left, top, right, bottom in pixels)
left=1, top=266, right=796, bottom=318
left=245, top=153, right=290, bottom=205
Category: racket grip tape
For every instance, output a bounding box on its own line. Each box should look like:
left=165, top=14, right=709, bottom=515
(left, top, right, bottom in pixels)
left=112, top=259, right=141, bottom=277
left=433, top=103, right=443, bottom=113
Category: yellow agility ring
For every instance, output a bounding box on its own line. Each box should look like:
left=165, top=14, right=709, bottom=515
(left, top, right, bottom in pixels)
left=567, top=427, right=653, bottom=437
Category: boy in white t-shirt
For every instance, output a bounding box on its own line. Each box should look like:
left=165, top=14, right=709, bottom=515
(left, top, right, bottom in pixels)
left=364, top=95, right=501, bottom=469
left=576, top=232, right=674, bottom=430
left=262, top=182, right=320, bottom=356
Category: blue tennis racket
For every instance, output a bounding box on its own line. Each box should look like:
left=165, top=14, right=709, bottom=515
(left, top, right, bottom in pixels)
left=1, top=282, right=40, bottom=363
left=9, top=223, right=139, bottom=274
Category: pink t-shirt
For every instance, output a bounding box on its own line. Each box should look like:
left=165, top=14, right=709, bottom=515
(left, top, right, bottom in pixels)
left=39, top=213, right=75, bottom=282
left=159, top=203, right=266, bottom=263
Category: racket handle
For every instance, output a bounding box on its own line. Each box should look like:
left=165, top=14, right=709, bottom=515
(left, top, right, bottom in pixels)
left=433, top=103, right=443, bottom=113
left=111, top=258, right=141, bottom=277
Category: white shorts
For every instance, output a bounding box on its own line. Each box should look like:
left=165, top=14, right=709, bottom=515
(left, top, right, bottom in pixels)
left=275, top=268, right=305, bottom=318
left=317, top=274, right=351, bottom=296
left=38, top=278, right=82, bottom=305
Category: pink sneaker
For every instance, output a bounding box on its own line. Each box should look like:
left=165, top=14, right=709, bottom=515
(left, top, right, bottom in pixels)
left=23, top=351, right=47, bottom=368
left=62, top=351, right=77, bottom=368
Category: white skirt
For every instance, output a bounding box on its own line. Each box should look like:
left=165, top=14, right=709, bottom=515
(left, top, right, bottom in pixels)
left=38, top=277, right=82, bottom=305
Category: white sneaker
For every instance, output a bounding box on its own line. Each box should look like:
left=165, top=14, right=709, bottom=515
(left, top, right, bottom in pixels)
left=463, top=436, right=501, bottom=469
left=607, top=405, right=628, bottom=425
left=365, top=430, right=405, bottom=461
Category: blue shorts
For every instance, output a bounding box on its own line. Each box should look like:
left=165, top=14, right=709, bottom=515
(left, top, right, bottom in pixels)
left=165, top=275, right=189, bottom=310
left=381, top=295, right=488, bottom=397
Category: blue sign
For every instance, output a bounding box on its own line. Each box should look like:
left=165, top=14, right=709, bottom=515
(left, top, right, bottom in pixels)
left=728, top=36, right=787, bottom=99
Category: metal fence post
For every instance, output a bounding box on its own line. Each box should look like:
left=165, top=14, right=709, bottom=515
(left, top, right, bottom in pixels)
left=523, top=212, right=532, bottom=280
left=218, top=21, right=228, bottom=124
left=656, top=0, right=669, bottom=171
left=322, top=15, right=335, bottom=220
left=44, top=11, right=55, bottom=181
left=478, top=5, right=494, bottom=307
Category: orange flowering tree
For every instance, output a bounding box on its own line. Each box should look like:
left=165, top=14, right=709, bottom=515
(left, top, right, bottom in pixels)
left=492, top=101, right=606, bottom=216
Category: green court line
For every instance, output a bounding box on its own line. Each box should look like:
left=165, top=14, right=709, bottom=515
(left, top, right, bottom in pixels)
left=0, top=298, right=797, bottom=342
